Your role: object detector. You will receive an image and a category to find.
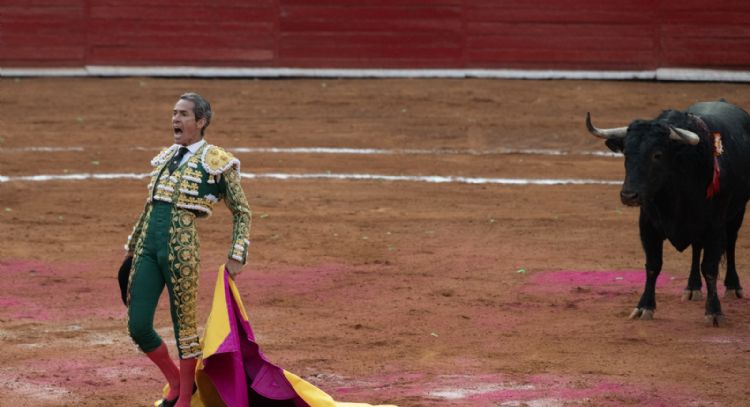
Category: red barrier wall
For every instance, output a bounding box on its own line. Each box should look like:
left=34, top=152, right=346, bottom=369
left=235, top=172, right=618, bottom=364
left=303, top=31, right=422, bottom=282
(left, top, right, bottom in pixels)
left=2, top=0, right=750, bottom=70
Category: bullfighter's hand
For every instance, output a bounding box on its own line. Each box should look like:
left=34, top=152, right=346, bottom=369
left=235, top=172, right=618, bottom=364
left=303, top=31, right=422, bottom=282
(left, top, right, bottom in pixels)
left=226, top=258, right=244, bottom=278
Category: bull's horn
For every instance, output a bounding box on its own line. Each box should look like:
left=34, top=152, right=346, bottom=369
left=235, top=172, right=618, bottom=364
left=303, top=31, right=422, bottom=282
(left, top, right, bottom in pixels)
left=586, top=112, right=628, bottom=139
left=669, top=127, right=700, bottom=145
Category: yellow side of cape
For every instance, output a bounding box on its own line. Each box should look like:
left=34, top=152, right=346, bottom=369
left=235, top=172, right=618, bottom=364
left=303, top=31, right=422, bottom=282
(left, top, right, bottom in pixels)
left=163, top=265, right=397, bottom=407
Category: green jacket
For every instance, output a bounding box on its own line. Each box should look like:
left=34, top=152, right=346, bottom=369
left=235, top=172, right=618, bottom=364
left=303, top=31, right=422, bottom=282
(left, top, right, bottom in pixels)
left=126, top=143, right=252, bottom=263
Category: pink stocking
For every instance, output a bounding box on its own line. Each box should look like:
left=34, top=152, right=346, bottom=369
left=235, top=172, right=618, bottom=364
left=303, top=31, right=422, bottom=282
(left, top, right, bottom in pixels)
left=175, top=357, right=197, bottom=407
left=145, top=343, right=180, bottom=401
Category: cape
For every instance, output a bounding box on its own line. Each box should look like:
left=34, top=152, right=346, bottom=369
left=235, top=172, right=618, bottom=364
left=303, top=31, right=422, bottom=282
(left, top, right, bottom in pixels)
left=161, top=265, right=397, bottom=407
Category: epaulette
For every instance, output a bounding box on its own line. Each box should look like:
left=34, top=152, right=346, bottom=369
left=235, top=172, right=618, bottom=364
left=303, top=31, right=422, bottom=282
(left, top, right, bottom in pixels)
left=201, top=145, right=241, bottom=175
left=151, top=145, right=179, bottom=167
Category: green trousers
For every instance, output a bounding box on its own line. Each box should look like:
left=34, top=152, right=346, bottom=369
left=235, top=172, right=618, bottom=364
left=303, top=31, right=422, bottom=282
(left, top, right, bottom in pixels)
left=127, top=201, right=202, bottom=359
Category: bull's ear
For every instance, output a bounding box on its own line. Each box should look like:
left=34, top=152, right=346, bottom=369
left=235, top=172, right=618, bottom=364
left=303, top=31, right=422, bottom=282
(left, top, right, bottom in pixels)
left=605, top=138, right=624, bottom=153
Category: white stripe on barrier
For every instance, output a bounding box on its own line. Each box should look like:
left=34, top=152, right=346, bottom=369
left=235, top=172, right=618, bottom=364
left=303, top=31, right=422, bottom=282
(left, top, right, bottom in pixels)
left=0, top=171, right=620, bottom=185
left=0, top=65, right=750, bottom=82
left=2, top=66, right=749, bottom=82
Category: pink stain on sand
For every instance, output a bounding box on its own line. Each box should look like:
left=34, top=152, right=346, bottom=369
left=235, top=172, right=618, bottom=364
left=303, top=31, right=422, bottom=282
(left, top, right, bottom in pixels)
left=0, top=259, right=357, bottom=322
left=1, top=259, right=708, bottom=406
left=0, top=259, right=120, bottom=321
left=0, top=259, right=56, bottom=275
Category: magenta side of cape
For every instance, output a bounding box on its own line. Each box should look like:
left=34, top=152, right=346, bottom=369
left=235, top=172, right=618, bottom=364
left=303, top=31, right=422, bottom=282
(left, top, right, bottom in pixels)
left=202, top=272, right=310, bottom=407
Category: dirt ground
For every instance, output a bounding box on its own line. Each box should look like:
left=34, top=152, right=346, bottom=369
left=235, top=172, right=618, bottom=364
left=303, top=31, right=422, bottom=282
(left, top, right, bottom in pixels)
left=2, top=77, right=750, bottom=406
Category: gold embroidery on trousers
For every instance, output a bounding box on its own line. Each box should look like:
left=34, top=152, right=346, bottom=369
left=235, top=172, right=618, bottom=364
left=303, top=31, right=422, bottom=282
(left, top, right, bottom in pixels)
left=168, top=209, right=201, bottom=358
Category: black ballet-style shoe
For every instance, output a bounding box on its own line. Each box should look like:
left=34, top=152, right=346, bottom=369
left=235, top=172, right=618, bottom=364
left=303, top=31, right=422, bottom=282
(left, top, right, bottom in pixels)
left=157, top=396, right=178, bottom=407
left=158, top=383, right=197, bottom=406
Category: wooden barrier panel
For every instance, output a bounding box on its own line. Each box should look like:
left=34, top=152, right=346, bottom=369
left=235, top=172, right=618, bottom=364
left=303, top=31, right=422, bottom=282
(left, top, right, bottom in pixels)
left=0, top=0, right=86, bottom=67
left=86, top=1, right=277, bottom=66
left=661, top=0, right=750, bottom=68
left=1, top=0, right=749, bottom=70
left=277, top=0, right=464, bottom=68
left=464, top=1, right=659, bottom=69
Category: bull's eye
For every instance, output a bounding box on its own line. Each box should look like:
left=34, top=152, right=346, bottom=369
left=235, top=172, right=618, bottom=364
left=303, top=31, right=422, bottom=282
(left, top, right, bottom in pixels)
left=651, top=151, right=663, bottom=162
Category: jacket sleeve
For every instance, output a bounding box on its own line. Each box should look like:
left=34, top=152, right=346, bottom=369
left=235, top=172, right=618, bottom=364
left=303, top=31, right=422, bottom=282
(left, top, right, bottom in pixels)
left=221, top=168, right=252, bottom=264
left=125, top=201, right=149, bottom=253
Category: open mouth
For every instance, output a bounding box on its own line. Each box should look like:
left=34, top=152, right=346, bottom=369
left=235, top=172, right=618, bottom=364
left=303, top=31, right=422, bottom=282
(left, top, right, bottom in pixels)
left=174, top=128, right=183, bottom=135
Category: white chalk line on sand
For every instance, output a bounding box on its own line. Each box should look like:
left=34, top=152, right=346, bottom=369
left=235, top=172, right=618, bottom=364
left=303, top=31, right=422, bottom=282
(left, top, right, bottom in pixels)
left=1, top=146, right=86, bottom=152
left=0, top=171, right=621, bottom=185
left=231, top=147, right=620, bottom=158
left=428, top=382, right=535, bottom=400
left=0, top=145, right=621, bottom=157
left=243, top=172, right=621, bottom=185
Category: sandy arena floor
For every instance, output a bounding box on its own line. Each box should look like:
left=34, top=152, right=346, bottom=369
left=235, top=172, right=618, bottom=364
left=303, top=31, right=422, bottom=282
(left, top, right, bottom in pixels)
left=1, top=77, right=750, bottom=406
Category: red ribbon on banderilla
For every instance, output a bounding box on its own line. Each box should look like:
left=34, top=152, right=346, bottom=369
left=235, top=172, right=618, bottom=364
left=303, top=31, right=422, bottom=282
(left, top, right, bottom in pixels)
left=706, top=132, right=723, bottom=199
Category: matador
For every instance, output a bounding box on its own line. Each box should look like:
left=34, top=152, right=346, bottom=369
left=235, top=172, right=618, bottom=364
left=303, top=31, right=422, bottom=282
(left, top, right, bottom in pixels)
left=123, top=92, right=251, bottom=407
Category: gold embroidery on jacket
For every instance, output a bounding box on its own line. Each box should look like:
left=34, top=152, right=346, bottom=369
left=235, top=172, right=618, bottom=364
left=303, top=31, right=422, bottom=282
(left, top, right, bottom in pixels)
left=125, top=143, right=252, bottom=358
left=223, top=169, right=252, bottom=263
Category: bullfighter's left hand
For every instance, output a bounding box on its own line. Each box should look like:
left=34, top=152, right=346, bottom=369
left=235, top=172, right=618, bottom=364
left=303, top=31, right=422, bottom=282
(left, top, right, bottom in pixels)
left=226, top=258, right=244, bottom=279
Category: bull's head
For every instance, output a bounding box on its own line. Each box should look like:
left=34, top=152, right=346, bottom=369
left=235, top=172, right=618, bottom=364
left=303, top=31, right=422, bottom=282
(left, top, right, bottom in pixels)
left=586, top=112, right=701, bottom=206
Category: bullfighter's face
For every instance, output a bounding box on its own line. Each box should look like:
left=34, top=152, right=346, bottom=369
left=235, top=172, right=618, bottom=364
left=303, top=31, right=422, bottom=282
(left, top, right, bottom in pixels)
left=172, top=99, right=205, bottom=146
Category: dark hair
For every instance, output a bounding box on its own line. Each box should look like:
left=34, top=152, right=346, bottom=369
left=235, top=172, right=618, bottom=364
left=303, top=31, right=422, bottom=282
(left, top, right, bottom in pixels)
left=179, top=92, right=212, bottom=136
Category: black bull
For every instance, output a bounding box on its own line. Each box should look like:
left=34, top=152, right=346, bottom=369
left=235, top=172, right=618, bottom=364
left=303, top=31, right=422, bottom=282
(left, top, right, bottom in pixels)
left=586, top=100, right=750, bottom=326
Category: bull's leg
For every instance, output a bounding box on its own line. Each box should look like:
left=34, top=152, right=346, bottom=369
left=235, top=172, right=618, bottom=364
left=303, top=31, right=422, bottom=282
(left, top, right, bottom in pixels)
left=632, top=268, right=661, bottom=320
left=632, top=214, right=663, bottom=320
left=701, top=238, right=724, bottom=327
left=724, top=210, right=744, bottom=299
left=682, top=244, right=704, bottom=301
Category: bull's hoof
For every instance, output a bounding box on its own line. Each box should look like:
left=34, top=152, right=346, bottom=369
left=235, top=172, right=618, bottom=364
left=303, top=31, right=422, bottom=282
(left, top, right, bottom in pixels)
left=681, top=289, right=703, bottom=301
left=724, top=288, right=744, bottom=299
left=704, top=313, right=724, bottom=327
left=629, top=308, right=654, bottom=320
